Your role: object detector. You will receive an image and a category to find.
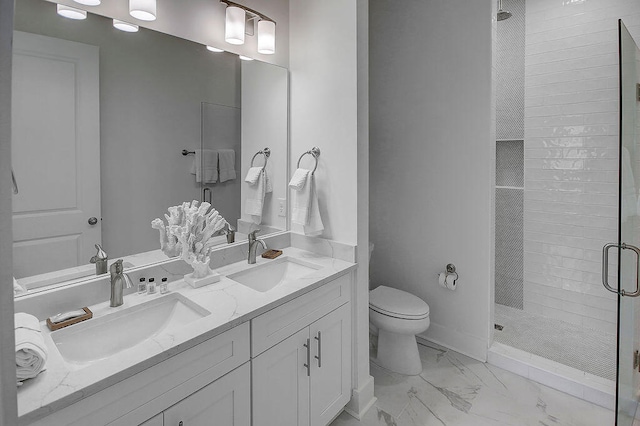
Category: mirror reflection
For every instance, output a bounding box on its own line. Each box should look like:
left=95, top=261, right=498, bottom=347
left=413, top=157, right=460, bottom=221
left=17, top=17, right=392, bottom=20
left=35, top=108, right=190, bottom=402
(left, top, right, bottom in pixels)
left=12, top=0, right=288, bottom=293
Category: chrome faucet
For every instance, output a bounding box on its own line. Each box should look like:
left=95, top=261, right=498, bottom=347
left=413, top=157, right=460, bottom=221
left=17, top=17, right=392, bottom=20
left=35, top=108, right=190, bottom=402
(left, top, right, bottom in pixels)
left=109, top=259, right=133, bottom=307
left=247, top=230, right=267, bottom=264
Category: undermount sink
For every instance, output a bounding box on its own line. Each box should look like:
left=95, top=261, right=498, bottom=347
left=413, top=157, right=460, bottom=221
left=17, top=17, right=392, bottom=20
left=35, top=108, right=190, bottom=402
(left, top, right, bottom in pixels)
left=227, top=257, right=322, bottom=292
left=51, top=293, right=210, bottom=365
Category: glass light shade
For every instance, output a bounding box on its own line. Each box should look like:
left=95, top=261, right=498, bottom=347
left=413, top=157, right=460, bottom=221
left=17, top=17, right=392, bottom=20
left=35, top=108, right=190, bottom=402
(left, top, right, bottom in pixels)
left=239, top=55, right=254, bottom=61
left=73, top=0, right=100, bottom=5
left=113, top=19, right=139, bottom=32
left=206, top=45, right=224, bottom=53
left=56, top=4, right=87, bottom=20
left=257, top=20, right=276, bottom=54
left=129, top=0, right=156, bottom=21
left=225, top=6, right=246, bottom=45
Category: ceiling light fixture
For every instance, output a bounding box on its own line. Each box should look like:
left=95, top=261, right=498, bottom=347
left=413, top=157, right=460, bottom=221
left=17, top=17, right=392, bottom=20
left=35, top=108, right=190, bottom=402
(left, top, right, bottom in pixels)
left=113, top=19, right=139, bottom=32
left=56, top=4, right=87, bottom=19
left=129, top=0, right=156, bottom=21
left=222, top=1, right=276, bottom=54
left=238, top=55, right=254, bottom=61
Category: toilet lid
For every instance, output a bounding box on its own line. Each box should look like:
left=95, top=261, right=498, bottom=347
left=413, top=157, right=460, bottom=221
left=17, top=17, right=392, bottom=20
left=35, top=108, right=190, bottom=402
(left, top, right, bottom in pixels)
left=369, top=285, right=429, bottom=319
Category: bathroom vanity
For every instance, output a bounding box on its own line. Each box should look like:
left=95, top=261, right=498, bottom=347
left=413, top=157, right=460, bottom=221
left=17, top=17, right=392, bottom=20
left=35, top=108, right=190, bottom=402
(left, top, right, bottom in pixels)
left=16, top=246, right=355, bottom=426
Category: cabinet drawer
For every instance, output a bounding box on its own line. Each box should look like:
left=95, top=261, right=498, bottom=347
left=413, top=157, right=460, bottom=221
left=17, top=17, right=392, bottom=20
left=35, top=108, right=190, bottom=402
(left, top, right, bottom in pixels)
left=251, top=273, right=351, bottom=357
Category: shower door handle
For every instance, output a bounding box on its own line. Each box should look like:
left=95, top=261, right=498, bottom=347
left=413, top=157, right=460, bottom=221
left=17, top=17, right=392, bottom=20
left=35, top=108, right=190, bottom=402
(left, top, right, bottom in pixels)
left=602, top=242, right=640, bottom=297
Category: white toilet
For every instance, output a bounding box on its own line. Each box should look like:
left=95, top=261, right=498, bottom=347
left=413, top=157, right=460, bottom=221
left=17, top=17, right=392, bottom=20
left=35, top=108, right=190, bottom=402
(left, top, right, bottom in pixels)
left=369, top=285, right=430, bottom=375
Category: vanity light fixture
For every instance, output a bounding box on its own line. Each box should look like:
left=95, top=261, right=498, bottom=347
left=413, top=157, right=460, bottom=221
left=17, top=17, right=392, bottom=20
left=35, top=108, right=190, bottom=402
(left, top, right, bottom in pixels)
left=239, top=55, right=254, bottom=61
left=222, top=1, right=276, bottom=54
left=113, top=19, right=139, bottom=32
left=56, top=4, right=87, bottom=19
left=73, top=0, right=100, bottom=5
left=129, top=0, right=156, bottom=21
left=225, top=5, right=246, bottom=45
left=206, top=45, right=225, bottom=53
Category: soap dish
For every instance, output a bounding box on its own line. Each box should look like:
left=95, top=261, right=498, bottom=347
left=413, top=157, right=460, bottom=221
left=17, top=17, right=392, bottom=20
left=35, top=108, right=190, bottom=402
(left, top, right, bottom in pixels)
left=262, top=249, right=283, bottom=259
left=46, top=307, right=93, bottom=331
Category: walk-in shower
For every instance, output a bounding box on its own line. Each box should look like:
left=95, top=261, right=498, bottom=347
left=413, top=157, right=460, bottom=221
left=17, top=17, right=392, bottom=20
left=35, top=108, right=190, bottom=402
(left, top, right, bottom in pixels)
left=493, top=0, right=631, bottom=401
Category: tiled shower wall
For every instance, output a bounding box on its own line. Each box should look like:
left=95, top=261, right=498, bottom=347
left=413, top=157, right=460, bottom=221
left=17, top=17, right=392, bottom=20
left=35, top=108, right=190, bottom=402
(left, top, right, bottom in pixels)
left=522, top=0, right=640, bottom=334
left=496, top=0, right=525, bottom=309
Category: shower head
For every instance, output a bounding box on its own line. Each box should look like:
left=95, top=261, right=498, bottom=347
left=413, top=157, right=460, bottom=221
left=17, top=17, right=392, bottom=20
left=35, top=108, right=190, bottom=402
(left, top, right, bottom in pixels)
left=497, top=0, right=512, bottom=21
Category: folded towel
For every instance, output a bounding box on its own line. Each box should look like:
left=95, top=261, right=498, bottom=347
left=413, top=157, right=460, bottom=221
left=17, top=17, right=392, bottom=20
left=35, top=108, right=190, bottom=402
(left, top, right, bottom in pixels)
left=265, top=170, right=273, bottom=194
left=245, top=169, right=267, bottom=224
left=218, top=149, right=236, bottom=183
left=291, top=173, right=324, bottom=235
left=289, top=168, right=310, bottom=191
left=245, top=167, right=263, bottom=185
left=192, top=149, right=218, bottom=183
left=15, top=313, right=47, bottom=385
left=13, top=277, right=26, bottom=295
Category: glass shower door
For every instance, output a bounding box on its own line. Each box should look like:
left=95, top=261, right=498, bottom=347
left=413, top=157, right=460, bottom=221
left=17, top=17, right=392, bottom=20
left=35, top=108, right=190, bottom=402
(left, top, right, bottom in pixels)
left=616, top=19, right=640, bottom=426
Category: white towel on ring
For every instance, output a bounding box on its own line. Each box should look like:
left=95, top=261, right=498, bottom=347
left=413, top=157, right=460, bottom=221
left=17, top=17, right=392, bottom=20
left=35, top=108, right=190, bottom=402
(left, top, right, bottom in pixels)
left=191, top=149, right=218, bottom=183
left=15, top=312, right=47, bottom=385
left=289, top=168, right=309, bottom=191
left=218, top=149, right=236, bottom=182
left=291, top=172, right=323, bottom=235
left=245, top=169, right=267, bottom=224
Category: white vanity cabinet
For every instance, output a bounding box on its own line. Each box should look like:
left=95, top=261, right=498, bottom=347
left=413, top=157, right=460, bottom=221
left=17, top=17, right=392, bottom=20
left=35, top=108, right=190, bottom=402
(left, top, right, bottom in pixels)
left=251, top=274, right=352, bottom=426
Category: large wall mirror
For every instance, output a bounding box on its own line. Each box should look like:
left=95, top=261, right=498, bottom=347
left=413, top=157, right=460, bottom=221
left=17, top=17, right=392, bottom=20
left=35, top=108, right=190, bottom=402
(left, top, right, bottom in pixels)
left=12, top=0, right=288, bottom=294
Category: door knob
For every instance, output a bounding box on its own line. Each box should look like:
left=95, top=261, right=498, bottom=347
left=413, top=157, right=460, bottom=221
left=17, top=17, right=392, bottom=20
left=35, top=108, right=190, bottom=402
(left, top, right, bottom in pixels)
left=88, top=217, right=98, bottom=226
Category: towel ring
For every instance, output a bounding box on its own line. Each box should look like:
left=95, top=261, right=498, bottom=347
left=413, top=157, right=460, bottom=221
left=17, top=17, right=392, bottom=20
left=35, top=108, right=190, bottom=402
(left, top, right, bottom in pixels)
left=250, top=147, right=271, bottom=169
left=297, top=147, right=321, bottom=174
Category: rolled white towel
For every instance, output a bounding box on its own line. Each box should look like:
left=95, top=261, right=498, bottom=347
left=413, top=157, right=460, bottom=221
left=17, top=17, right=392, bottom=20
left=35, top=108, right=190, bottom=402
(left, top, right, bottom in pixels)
left=15, top=312, right=47, bottom=385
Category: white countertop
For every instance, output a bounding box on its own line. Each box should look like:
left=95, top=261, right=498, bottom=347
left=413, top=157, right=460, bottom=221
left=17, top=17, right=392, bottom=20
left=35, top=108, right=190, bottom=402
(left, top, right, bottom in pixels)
left=17, top=247, right=356, bottom=424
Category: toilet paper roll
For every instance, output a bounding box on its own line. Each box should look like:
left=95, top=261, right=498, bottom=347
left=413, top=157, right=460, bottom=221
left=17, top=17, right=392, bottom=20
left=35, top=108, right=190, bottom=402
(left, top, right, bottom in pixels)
left=438, top=273, right=457, bottom=291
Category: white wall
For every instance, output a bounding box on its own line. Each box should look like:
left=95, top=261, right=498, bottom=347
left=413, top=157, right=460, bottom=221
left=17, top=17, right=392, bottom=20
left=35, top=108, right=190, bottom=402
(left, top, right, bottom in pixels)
left=522, top=0, right=640, bottom=335
left=289, top=0, right=358, bottom=244
left=47, top=0, right=289, bottom=67
left=0, top=0, right=18, bottom=423
left=369, top=0, right=495, bottom=361
left=240, top=60, right=288, bottom=231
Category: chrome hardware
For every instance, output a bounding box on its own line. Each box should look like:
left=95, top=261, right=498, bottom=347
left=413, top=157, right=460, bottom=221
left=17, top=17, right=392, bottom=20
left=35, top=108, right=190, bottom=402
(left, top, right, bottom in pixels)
left=224, top=225, right=236, bottom=244
left=109, top=259, right=133, bottom=307
left=446, top=263, right=456, bottom=274
left=296, top=147, right=321, bottom=175
left=11, top=168, right=18, bottom=194
left=179, top=422, right=184, bottom=426
left=314, top=331, right=322, bottom=368
left=303, top=338, right=311, bottom=376
left=88, top=217, right=98, bottom=226
left=634, top=350, right=640, bottom=372
left=250, top=147, right=271, bottom=169
left=203, top=187, right=211, bottom=204
left=90, top=243, right=108, bottom=275
left=181, top=149, right=195, bottom=156
left=247, top=229, right=267, bottom=264
left=602, top=242, right=640, bottom=297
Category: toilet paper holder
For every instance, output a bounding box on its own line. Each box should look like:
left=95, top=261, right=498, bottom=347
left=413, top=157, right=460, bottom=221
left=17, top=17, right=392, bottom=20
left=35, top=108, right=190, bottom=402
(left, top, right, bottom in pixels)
left=437, top=263, right=459, bottom=290
left=446, top=263, right=458, bottom=278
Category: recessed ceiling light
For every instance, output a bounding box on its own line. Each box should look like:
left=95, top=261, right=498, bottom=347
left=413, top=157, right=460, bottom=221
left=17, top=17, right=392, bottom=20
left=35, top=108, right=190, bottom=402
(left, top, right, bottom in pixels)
left=57, top=4, right=87, bottom=20
left=239, top=55, right=254, bottom=61
left=113, top=19, right=139, bottom=32
left=206, top=46, right=224, bottom=53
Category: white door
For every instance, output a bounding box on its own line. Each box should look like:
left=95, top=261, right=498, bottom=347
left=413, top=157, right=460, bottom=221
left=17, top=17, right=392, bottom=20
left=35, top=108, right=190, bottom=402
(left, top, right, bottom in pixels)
left=163, top=364, right=251, bottom=426
left=310, top=304, right=352, bottom=426
left=12, top=31, right=101, bottom=279
left=252, top=328, right=311, bottom=426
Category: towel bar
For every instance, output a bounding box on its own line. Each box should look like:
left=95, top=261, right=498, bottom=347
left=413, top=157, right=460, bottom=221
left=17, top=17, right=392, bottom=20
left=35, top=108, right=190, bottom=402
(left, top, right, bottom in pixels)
left=250, top=147, right=271, bottom=169
left=297, top=147, right=321, bottom=174
left=182, top=149, right=195, bottom=156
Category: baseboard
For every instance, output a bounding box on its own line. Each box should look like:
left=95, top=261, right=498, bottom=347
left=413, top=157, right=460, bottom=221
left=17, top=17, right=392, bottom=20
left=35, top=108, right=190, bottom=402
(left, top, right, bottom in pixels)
left=418, top=322, right=488, bottom=362
left=344, top=375, right=376, bottom=420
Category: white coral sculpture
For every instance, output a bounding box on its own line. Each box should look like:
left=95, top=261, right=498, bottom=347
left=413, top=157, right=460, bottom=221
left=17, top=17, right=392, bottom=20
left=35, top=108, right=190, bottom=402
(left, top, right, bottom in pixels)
left=152, top=201, right=228, bottom=278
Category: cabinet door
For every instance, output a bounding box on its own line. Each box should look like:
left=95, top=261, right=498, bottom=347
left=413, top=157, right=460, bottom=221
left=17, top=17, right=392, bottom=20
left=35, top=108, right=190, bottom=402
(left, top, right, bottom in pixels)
left=252, top=328, right=311, bottom=426
left=163, top=363, right=250, bottom=426
left=140, top=414, right=162, bottom=426
left=310, top=303, right=352, bottom=426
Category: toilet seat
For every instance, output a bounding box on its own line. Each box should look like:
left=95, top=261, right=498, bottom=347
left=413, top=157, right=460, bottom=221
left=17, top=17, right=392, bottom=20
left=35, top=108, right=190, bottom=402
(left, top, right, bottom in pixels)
left=369, top=285, right=429, bottom=320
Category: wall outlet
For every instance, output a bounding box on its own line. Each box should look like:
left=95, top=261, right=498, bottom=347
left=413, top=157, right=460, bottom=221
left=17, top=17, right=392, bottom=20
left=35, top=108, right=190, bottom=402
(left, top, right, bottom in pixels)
left=278, top=198, right=286, bottom=217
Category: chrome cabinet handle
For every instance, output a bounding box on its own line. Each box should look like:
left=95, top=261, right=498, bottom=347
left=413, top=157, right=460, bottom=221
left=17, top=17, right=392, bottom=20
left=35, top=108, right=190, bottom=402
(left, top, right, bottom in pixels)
left=303, top=338, right=310, bottom=376
left=314, top=332, right=322, bottom=368
left=203, top=187, right=211, bottom=204
left=602, top=242, right=640, bottom=297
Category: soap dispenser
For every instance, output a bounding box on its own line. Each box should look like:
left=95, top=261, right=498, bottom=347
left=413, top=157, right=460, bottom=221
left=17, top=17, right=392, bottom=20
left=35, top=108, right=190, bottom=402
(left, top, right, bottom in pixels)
left=90, top=244, right=108, bottom=275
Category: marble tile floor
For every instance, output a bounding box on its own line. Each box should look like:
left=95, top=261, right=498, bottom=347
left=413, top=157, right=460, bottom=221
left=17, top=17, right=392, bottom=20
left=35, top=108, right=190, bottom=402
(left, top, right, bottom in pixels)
left=331, top=342, right=623, bottom=426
